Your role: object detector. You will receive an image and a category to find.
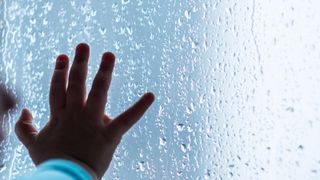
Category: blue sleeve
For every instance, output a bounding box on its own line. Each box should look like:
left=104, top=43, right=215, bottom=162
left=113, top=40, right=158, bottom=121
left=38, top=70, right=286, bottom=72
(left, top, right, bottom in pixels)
left=16, top=159, right=92, bottom=180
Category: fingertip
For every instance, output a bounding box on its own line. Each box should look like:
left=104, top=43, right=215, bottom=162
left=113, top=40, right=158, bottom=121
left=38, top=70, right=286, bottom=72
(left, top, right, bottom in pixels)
left=21, top=108, right=32, bottom=120
left=76, top=43, right=90, bottom=54
left=21, top=108, right=29, bottom=113
left=144, top=92, right=155, bottom=103
left=57, top=54, right=69, bottom=61
left=16, top=109, right=32, bottom=133
left=100, top=52, right=115, bottom=70
left=102, top=52, right=115, bottom=62
left=21, top=108, right=27, bottom=116
left=55, top=54, right=69, bottom=69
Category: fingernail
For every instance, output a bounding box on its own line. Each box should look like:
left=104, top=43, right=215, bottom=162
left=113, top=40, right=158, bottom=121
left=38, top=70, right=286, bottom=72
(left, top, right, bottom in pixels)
left=55, top=55, right=68, bottom=69
left=76, top=43, right=89, bottom=55
left=75, top=43, right=90, bottom=62
left=100, top=52, right=115, bottom=71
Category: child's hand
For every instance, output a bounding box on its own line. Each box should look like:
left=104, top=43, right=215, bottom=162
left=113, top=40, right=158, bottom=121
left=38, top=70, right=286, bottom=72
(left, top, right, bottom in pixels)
left=14, top=43, right=155, bottom=179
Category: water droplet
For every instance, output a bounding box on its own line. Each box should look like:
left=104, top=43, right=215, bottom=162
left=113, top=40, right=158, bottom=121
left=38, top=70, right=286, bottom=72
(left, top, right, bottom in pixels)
left=176, top=123, right=184, bottom=131
left=184, top=10, right=191, bottom=19
left=136, top=161, right=145, bottom=172
left=99, top=27, right=107, bottom=35
left=186, top=103, right=195, bottom=114
left=159, top=137, right=167, bottom=146
left=121, top=0, right=130, bottom=5
left=180, top=144, right=187, bottom=153
left=286, top=106, right=294, bottom=112
left=298, top=145, right=304, bottom=150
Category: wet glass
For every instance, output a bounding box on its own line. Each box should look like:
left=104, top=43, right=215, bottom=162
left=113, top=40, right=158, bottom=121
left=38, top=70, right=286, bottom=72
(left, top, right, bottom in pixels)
left=1, top=0, right=320, bottom=179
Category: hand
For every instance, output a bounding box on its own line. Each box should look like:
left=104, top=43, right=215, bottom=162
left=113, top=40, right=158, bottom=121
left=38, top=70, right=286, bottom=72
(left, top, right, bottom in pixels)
left=15, top=43, right=155, bottom=179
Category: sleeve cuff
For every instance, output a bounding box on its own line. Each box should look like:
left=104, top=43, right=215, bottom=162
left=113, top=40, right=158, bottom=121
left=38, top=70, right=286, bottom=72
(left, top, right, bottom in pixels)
left=37, top=159, right=92, bottom=180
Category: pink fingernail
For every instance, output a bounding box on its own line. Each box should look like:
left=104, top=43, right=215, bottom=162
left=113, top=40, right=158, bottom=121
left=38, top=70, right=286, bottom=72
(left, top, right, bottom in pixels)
left=76, top=43, right=89, bottom=54
left=56, top=55, right=68, bottom=69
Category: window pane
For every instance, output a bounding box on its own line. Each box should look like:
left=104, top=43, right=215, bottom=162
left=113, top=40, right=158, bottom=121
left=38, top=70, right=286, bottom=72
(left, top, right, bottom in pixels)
left=1, top=0, right=320, bottom=179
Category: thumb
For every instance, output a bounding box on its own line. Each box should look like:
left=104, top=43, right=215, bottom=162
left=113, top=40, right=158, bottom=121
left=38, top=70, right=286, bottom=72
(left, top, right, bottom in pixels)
left=15, top=108, right=38, bottom=149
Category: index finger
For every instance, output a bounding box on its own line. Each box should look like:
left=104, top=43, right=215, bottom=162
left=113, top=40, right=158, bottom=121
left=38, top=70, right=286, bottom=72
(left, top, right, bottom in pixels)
left=104, top=92, right=155, bottom=138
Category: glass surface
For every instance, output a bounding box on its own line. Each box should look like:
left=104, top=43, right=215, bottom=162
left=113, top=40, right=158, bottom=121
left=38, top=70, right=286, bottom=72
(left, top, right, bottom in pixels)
left=1, top=0, right=320, bottom=179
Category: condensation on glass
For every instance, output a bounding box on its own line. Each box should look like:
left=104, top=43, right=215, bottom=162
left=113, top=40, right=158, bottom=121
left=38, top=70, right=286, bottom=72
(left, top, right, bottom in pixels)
left=1, top=0, right=320, bottom=179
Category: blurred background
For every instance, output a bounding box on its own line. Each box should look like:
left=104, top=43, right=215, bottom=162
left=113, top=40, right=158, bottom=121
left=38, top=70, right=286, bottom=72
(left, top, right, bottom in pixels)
left=1, top=0, right=320, bottom=179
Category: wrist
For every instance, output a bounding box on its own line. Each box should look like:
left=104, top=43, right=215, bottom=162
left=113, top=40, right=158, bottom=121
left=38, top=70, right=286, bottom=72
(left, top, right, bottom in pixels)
left=34, top=152, right=99, bottom=180
left=67, top=158, right=99, bottom=180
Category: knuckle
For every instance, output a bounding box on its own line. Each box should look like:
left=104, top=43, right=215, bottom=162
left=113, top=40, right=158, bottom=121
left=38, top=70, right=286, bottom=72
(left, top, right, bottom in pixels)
left=93, top=73, right=107, bottom=89
left=104, top=133, right=122, bottom=146
left=69, top=67, right=86, bottom=82
left=51, top=72, right=65, bottom=84
left=67, top=81, right=83, bottom=90
left=89, top=89, right=104, bottom=98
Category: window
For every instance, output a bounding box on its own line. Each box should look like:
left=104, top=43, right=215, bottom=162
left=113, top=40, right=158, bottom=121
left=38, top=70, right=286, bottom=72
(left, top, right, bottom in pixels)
left=1, top=0, right=320, bottom=179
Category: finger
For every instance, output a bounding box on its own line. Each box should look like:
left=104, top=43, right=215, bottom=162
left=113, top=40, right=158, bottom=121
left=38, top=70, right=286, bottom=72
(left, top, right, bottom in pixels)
left=15, top=109, right=38, bottom=149
left=86, top=52, right=115, bottom=117
left=105, top=92, right=155, bottom=138
left=49, top=54, right=69, bottom=115
left=66, top=43, right=90, bottom=108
